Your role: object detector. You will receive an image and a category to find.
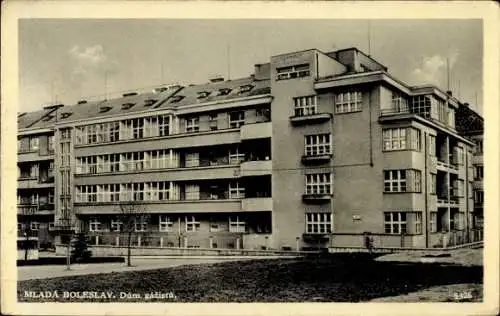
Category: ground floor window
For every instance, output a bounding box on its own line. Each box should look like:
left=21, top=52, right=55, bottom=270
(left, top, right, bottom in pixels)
left=429, top=212, right=437, bottom=233
left=305, top=213, right=332, bottom=234
left=89, top=219, right=102, bottom=232
left=134, top=219, right=148, bottom=232
left=384, top=212, right=407, bottom=234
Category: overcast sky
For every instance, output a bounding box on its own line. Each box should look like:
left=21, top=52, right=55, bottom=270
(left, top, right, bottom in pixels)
left=19, top=19, right=482, bottom=114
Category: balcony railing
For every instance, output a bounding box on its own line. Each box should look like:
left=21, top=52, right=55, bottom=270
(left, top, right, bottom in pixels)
left=18, top=204, right=55, bottom=214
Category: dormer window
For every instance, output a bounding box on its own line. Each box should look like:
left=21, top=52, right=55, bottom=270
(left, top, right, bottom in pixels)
left=197, top=91, right=211, bottom=99
left=144, top=99, right=157, bottom=106
left=239, top=84, right=254, bottom=94
left=121, top=103, right=135, bottom=110
left=99, top=106, right=113, bottom=113
left=60, top=112, right=73, bottom=119
left=218, top=88, right=232, bottom=96
left=122, top=92, right=138, bottom=97
left=170, top=95, right=185, bottom=103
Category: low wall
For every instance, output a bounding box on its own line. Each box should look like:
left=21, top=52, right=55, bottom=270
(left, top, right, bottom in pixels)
left=55, top=244, right=318, bottom=257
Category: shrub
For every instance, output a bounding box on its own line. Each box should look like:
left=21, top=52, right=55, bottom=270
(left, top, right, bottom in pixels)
left=71, top=233, right=92, bottom=262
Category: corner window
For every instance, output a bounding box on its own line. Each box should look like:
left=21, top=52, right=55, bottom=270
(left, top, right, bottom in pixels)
left=383, top=127, right=421, bottom=151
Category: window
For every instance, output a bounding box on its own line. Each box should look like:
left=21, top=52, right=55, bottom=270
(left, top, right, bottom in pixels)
left=48, top=135, right=55, bottom=151
left=229, top=216, right=246, bottom=233
left=475, top=139, right=483, bottom=154
left=229, top=111, right=245, bottom=128
left=414, top=213, right=422, bottom=234
left=111, top=220, right=122, bottom=232
left=30, top=222, right=40, bottom=231
left=131, top=118, right=144, bottom=139
left=149, top=149, right=171, bottom=169
left=133, top=183, right=145, bottom=201
left=146, top=182, right=170, bottom=201
left=305, top=134, right=331, bottom=156
left=60, top=128, right=71, bottom=140
left=159, top=215, right=174, bottom=232
left=120, top=183, right=133, bottom=201
left=411, top=95, right=432, bottom=118
left=185, top=216, right=200, bottom=232
left=158, top=115, right=170, bottom=136
left=384, top=170, right=406, bottom=192
left=208, top=113, right=218, bottom=131
left=229, top=147, right=245, bottom=164
left=185, top=152, right=199, bottom=168
left=276, top=64, right=310, bottom=80
left=384, top=212, right=407, bottom=234
left=335, top=91, right=362, bottom=113
left=185, top=117, right=199, bottom=133
left=305, top=213, right=332, bottom=234
left=382, top=127, right=421, bottom=151
left=384, top=170, right=422, bottom=193
left=391, top=91, right=409, bottom=112
left=475, top=165, right=484, bottom=180
left=89, top=219, right=101, bottom=232
left=429, top=212, right=437, bottom=233
left=428, top=135, right=436, bottom=156
left=135, top=219, right=148, bottom=232
left=76, top=185, right=97, bottom=203
left=30, top=136, right=39, bottom=150
left=229, top=181, right=245, bottom=199
left=305, top=173, right=332, bottom=195
left=430, top=174, right=437, bottom=194
left=185, top=184, right=200, bottom=200
left=474, top=191, right=484, bottom=204
left=108, top=122, right=120, bottom=142
left=239, top=84, right=254, bottom=94
left=294, top=96, right=317, bottom=116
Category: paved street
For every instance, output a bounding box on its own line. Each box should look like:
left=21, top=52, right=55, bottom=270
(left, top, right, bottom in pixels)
left=16, top=256, right=289, bottom=281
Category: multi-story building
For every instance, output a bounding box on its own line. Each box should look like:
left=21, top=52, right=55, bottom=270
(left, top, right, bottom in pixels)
left=17, top=47, right=482, bottom=251
left=17, top=106, right=59, bottom=248
left=455, top=102, right=484, bottom=231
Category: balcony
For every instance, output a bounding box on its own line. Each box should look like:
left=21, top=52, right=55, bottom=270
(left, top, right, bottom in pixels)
left=17, top=204, right=54, bottom=215
left=241, top=197, right=272, bottom=212
left=473, top=180, right=483, bottom=190
left=436, top=160, right=459, bottom=174
left=240, top=160, right=272, bottom=177
left=289, top=113, right=332, bottom=125
left=302, top=193, right=332, bottom=203
left=240, top=122, right=271, bottom=140
left=301, top=154, right=332, bottom=164
left=17, top=177, right=55, bottom=189
left=18, top=152, right=54, bottom=163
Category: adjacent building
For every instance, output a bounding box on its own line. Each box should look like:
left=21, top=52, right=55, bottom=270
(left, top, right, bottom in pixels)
left=17, top=47, right=483, bottom=251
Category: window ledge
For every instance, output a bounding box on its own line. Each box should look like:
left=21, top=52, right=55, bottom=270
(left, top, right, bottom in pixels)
left=301, top=154, right=332, bottom=163
left=302, top=194, right=332, bottom=202
left=289, top=113, right=332, bottom=125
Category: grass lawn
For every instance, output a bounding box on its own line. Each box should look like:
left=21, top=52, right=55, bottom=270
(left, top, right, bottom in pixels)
left=18, top=254, right=482, bottom=302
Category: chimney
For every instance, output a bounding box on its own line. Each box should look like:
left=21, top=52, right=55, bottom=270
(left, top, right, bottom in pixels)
left=463, top=103, right=469, bottom=107
left=446, top=90, right=453, bottom=96
left=254, top=63, right=270, bottom=80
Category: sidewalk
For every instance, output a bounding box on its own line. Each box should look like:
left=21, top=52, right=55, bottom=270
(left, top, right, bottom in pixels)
left=17, top=256, right=288, bottom=281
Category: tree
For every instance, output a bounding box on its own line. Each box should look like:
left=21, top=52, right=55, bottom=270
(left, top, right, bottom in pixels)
left=71, top=233, right=92, bottom=262
left=115, top=202, right=149, bottom=267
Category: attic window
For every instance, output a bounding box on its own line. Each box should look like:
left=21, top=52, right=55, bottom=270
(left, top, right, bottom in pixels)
left=218, top=88, right=232, bottom=96
left=121, top=103, right=135, bottom=110
left=144, top=99, right=158, bottom=106
left=122, top=92, right=138, bottom=97
left=239, top=84, right=254, bottom=94
left=60, top=112, right=73, bottom=119
left=170, top=95, right=185, bottom=103
left=197, top=91, right=211, bottom=99
left=99, top=106, right=113, bottom=113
